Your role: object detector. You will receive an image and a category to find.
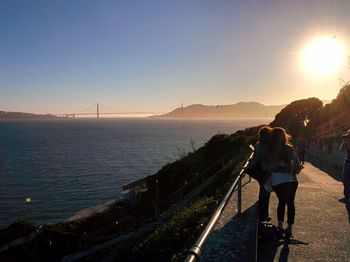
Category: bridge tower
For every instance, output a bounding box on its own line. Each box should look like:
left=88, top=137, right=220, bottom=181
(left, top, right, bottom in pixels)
left=97, top=103, right=100, bottom=119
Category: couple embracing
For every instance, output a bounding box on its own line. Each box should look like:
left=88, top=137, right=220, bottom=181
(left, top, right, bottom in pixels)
left=249, top=126, right=301, bottom=239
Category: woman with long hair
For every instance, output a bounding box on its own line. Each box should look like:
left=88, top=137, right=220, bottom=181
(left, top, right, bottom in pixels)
left=269, top=127, right=300, bottom=238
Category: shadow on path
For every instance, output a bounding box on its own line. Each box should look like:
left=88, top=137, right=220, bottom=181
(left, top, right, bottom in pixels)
left=258, top=236, right=309, bottom=262
left=201, top=202, right=258, bottom=262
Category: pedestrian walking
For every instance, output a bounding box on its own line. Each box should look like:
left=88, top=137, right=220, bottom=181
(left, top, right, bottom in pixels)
left=339, top=129, right=350, bottom=204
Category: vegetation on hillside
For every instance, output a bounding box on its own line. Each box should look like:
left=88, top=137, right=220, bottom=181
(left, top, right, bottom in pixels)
left=107, top=132, right=258, bottom=261
left=118, top=197, right=217, bottom=262
left=145, top=132, right=255, bottom=204
left=269, top=82, right=350, bottom=139
left=269, top=97, right=323, bottom=139
left=323, top=82, right=350, bottom=119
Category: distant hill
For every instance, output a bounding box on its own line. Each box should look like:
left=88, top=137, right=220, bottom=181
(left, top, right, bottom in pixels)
left=154, top=102, right=285, bottom=119
left=0, top=111, right=57, bottom=120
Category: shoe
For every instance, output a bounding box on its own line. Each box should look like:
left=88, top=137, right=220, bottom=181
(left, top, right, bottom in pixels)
left=338, top=197, right=349, bottom=203
left=266, top=216, right=272, bottom=222
left=276, top=227, right=285, bottom=239
left=284, top=231, right=293, bottom=240
left=260, top=216, right=272, bottom=222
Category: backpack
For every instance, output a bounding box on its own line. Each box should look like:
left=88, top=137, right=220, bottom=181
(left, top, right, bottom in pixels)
left=259, top=222, right=278, bottom=241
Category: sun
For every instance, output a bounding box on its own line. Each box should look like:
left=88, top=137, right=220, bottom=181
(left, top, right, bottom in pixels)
left=301, top=37, right=345, bottom=76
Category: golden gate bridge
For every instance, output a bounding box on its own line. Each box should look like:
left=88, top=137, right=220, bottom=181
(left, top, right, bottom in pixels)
left=55, top=103, right=156, bottom=119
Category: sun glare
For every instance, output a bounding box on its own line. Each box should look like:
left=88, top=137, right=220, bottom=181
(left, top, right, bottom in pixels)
left=301, top=37, right=345, bottom=76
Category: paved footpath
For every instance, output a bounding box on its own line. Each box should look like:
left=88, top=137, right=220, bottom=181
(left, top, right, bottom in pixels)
left=201, top=176, right=260, bottom=262
left=259, top=162, right=350, bottom=262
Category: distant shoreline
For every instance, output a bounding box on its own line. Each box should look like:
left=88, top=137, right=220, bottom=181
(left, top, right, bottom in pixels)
left=0, top=117, right=274, bottom=121
left=0, top=101, right=284, bottom=120
left=0, top=111, right=58, bottom=120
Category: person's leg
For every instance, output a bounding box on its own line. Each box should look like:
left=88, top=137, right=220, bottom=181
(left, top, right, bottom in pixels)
left=286, top=181, right=298, bottom=235
left=273, top=184, right=288, bottom=230
left=258, top=185, right=270, bottom=220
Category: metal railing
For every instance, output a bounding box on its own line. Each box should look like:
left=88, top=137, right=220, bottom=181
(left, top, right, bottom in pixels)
left=184, top=149, right=254, bottom=262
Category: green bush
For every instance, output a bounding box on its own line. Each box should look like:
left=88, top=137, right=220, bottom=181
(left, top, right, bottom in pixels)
left=118, top=197, right=217, bottom=262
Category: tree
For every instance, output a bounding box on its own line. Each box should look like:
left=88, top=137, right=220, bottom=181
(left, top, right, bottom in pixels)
left=269, top=97, right=323, bottom=139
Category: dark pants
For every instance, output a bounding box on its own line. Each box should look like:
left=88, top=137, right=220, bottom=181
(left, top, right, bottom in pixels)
left=258, top=185, right=270, bottom=220
left=343, top=162, right=350, bottom=199
left=273, top=181, right=298, bottom=225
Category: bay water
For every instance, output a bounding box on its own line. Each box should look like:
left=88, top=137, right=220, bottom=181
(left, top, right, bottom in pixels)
left=0, top=118, right=269, bottom=229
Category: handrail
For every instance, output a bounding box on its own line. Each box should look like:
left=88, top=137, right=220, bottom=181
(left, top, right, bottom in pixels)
left=184, top=148, right=254, bottom=262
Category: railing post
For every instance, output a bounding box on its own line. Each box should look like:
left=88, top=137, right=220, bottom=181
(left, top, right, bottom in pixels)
left=237, top=176, right=242, bottom=214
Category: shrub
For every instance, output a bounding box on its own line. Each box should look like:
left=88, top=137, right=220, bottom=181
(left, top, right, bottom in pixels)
left=117, top=197, right=217, bottom=261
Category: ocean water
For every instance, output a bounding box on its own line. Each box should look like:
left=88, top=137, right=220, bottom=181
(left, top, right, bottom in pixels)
left=0, top=118, right=269, bottom=229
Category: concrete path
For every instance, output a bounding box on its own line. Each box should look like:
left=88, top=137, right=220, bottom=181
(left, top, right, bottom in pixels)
left=201, top=176, right=260, bottom=262
left=91, top=162, right=349, bottom=261
left=259, top=162, right=350, bottom=262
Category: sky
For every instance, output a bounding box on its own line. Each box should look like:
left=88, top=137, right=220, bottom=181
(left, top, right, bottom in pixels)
left=1, top=0, right=350, bottom=114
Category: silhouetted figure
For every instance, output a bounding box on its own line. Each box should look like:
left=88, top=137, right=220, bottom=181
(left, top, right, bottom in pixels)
left=296, top=135, right=307, bottom=164
left=268, top=127, right=300, bottom=239
left=339, top=129, right=350, bottom=204
left=249, top=126, right=273, bottom=221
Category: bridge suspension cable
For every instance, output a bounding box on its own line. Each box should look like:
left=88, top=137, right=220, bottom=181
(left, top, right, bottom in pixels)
left=57, top=103, right=156, bottom=118
left=98, top=103, right=120, bottom=113
left=75, top=103, right=99, bottom=114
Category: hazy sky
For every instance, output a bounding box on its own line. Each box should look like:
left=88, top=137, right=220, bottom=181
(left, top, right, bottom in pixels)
left=1, top=0, right=350, bottom=114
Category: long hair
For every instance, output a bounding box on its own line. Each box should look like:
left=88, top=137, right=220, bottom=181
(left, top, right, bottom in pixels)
left=258, top=125, right=272, bottom=144
left=270, top=127, right=292, bottom=161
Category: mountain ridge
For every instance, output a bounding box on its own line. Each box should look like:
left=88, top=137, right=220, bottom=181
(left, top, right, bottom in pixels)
left=0, top=111, right=57, bottom=120
left=154, top=102, right=286, bottom=119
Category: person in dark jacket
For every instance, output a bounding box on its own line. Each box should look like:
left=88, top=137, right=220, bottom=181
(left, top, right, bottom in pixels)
left=296, top=135, right=307, bottom=164
left=250, top=126, right=273, bottom=221
left=339, top=129, right=350, bottom=204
